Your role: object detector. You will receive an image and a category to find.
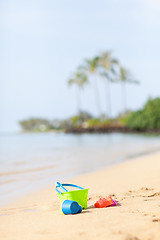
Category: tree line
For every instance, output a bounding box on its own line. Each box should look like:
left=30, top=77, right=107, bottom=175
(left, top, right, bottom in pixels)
left=68, top=51, right=139, bottom=118
left=19, top=98, right=160, bottom=133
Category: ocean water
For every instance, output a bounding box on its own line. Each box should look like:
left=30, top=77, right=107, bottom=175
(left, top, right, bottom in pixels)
left=0, top=132, right=160, bottom=206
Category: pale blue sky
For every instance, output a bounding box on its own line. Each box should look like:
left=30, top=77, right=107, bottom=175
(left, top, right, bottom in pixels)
left=1, top=0, right=160, bottom=132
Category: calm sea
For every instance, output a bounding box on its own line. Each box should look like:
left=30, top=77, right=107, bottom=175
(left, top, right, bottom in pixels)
left=0, top=132, right=160, bottom=206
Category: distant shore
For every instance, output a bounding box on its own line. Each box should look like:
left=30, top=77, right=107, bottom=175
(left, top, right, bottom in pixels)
left=65, top=126, right=160, bottom=134
left=0, top=152, right=160, bottom=240
left=20, top=126, right=160, bottom=135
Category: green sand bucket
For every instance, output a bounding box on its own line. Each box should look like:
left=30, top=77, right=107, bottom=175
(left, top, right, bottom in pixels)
left=56, top=182, right=88, bottom=209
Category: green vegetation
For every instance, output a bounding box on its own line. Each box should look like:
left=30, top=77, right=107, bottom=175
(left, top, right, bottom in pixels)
left=125, top=98, right=160, bottom=131
left=19, top=118, right=55, bottom=132
left=19, top=98, right=160, bottom=133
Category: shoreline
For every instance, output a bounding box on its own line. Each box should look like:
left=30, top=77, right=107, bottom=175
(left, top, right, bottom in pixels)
left=0, top=152, right=160, bottom=239
left=1, top=142, right=160, bottom=208
left=18, top=128, right=160, bottom=135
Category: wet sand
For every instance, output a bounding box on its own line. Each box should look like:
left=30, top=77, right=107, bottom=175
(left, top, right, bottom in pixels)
left=0, top=152, right=160, bottom=240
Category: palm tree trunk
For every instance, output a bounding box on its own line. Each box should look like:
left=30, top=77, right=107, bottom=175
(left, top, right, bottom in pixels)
left=105, top=78, right=112, bottom=118
left=76, top=86, right=81, bottom=114
left=94, top=75, right=101, bottom=117
left=121, top=82, right=127, bottom=113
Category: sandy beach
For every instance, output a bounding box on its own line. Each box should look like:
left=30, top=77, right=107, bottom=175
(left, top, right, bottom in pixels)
left=0, top=152, right=160, bottom=240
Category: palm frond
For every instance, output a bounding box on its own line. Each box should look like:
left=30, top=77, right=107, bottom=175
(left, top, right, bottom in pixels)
left=68, top=78, right=75, bottom=86
left=119, top=66, right=139, bottom=84
left=68, top=71, right=88, bottom=88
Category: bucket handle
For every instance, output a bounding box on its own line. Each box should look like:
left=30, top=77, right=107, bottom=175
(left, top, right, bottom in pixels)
left=56, top=182, right=84, bottom=194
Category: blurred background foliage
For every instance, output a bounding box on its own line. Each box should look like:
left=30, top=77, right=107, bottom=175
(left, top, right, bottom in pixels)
left=19, top=97, right=160, bottom=133
left=19, top=51, right=160, bottom=133
left=125, top=98, right=160, bottom=131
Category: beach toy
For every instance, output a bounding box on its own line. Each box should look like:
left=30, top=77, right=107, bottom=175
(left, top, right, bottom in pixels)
left=78, top=205, right=82, bottom=213
left=111, top=199, right=118, bottom=206
left=61, top=200, right=82, bottom=215
left=94, top=196, right=114, bottom=208
left=56, top=182, right=88, bottom=209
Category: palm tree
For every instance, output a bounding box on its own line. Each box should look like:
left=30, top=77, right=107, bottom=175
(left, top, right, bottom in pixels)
left=119, top=66, right=139, bottom=113
left=68, top=71, right=88, bottom=114
left=99, top=51, right=119, bottom=118
left=83, top=56, right=102, bottom=116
